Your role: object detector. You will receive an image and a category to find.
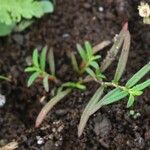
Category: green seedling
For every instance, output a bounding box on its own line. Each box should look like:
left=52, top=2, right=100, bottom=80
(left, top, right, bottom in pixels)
left=0, top=0, right=54, bottom=36
left=25, top=23, right=149, bottom=138
left=78, top=23, right=150, bottom=137
left=71, top=41, right=105, bottom=80
left=25, top=46, right=57, bottom=92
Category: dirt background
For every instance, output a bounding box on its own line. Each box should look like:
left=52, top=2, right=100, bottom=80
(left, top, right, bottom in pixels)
left=0, top=0, right=150, bottom=149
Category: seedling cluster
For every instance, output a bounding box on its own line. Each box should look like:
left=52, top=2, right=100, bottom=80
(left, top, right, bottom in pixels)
left=25, top=23, right=150, bottom=137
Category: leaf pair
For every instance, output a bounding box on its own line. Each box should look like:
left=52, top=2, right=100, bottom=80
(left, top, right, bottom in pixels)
left=25, top=46, right=56, bottom=92
left=126, top=63, right=150, bottom=107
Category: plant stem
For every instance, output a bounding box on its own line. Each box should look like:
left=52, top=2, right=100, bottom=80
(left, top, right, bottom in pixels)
left=39, top=72, right=61, bottom=84
left=82, top=76, right=127, bottom=91
left=0, top=75, right=11, bottom=82
left=101, top=81, right=127, bottom=91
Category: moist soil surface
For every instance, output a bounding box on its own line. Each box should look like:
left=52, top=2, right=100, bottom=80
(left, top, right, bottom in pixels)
left=0, top=0, right=150, bottom=149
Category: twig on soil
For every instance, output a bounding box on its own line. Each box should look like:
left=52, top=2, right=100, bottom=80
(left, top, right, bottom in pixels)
left=0, top=141, right=18, bottom=150
left=93, top=40, right=111, bottom=54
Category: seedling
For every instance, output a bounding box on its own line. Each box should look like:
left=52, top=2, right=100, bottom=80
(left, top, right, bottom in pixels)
left=25, top=46, right=57, bottom=92
left=71, top=41, right=105, bottom=80
left=25, top=23, right=150, bottom=138
left=0, top=0, right=54, bottom=36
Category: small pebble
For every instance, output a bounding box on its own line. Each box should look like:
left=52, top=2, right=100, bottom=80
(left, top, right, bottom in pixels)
left=62, top=33, right=70, bottom=38
left=12, top=34, right=24, bottom=45
left=83, top=3, right=91, bottom=9
left=0, top=94, right=6, bottom=107
left=25, top=56, right=32, bottom=66
left=114, top=34, right=119, bottom=42
left=55, top=109, right=67, bottom=116
left=57, top=125, right=64, bottom=132
left=52, top=128, right=56, bottom=133
left=36, top=136, right=44, bottom=145
left=98, top=6, right=104, bottom=12
left=145, top=130, right=150, bottom=140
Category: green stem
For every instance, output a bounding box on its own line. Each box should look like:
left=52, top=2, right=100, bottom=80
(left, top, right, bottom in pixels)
left=101, top=81, right=127, bottom=91
left=82, top=76, right=127, bottom=91
left=39, top=71, right=61, bottom=84
left=0, top=75, right=11, bottom=81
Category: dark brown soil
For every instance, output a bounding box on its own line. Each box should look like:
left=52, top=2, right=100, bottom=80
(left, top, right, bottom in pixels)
left=0, top=0, right=150, bottom=149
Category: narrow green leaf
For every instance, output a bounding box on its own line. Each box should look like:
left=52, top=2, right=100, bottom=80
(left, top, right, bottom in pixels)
left=85, top=41, right=93, bottom=60
left=25, top=67, right=39, bottom=72
left=43, top=75, right=49, bottom=92
left=75, top=83, right=86, bottom=90
left=114, top=30, right=131, bottom=82
left=132, top=79, right=150, bottom=91
left=100, top=91, right=128, bottom=106
left=102, top=88, right=121, bottom=100
left=78, top=86, right=104, bottom=137
left=48, top=48, right=55, bottom=76
left=126, top=63, right=150, bottom=88
left=0, top=75, right=10, bottom=81
left=70, top=52, right=79, bottom=72
left=92, top=55, right=101, bottom=60
left=127, top=94, right=134, bottom=108
left=76, top=43, right=87, bottom=63
left=32, top=49, right=39, bottom=67
left=40, top=46, right=47, bottom=71
left=90, top=90, right=128, bottom=115
left=27, top=72, right=39, bottom=87
left=62, top=82, right=86, bottom=90
left=85, top=68, right=96, bottom=79
left=96, top=70, right=106, bottom=79
left=90, top=61, right=99, bottom=69
left=35, top=89, right=71, bottom=127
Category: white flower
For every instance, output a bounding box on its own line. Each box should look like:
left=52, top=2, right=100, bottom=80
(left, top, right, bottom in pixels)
left=138, top=2, right=150, bottom=18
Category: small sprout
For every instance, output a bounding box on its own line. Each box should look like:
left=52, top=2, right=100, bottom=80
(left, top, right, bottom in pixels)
left=73, top=41, right=105, bottom=81
left=25, top=46, right=57, bottom=92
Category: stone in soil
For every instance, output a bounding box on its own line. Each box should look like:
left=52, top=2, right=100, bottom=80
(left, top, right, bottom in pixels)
left=93, top=114, right=112, bottom=137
